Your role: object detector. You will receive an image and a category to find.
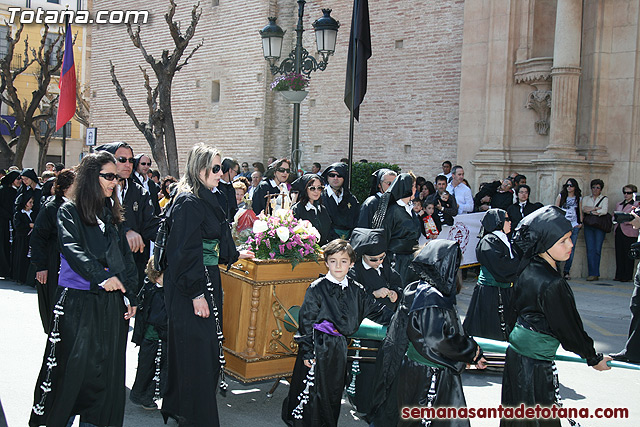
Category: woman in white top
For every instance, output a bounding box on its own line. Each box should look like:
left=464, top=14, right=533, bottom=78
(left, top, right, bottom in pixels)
left=554, top=178, right=582, bottom=280
left=582, top=179, right=609, bottom=281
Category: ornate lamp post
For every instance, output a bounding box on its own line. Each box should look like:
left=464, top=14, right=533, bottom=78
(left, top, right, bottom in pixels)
left=260, top=1, right=339, bottom=174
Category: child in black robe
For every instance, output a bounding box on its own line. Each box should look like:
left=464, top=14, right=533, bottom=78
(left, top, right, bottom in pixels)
left=12, top=192, right=34, bottom=284
left=346, top=228, right=402, bottom=414
left=282, top=239, right=392, bottom=427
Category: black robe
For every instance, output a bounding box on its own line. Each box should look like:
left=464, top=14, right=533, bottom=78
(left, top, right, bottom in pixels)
left=383, top=203, right=421, bottom=285
left=132, top=173, right=161, bottom=216
left=346, top=259, right=402, bottom=414
left=0, top=184, right=17, bottom=277
left=321, top=188, right=360, bottom=239
left=506, top=201, right=543, bottom=230
left=30, top=196, right=64, bottom=333
left=463, top=233, right=519, bottom=340
left=291, top=201, right=337, bottom=246
left=121, top=178, right=160, bottom=294
left=162, top=187, right=238, bottom=427
left=251, top=179, right=281, bottom=214
left=491, top=191, right=514, bottom=211
left=15, top=184, right=42, bottom=218
left=282, top=276, right=392, bottom=427
left=397, top=283, right=479, bottom=427
left=500, top=256, right=602, bottom=427
left=12, top=209, right=32, bottom=283
left=217, top=180, right=238, bottom=220
left=358, top=194, right=381, bottom=228
left=30, top=202, right=138, bottom=427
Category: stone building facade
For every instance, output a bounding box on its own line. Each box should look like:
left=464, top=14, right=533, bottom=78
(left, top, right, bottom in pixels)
left=90, top=0, right=640, bottom=278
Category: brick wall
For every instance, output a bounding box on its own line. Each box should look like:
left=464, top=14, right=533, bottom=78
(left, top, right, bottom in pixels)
left=90, top=0, right=464, bottom=180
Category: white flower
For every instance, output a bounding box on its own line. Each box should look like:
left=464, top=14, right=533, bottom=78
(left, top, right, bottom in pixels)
left=274, top=209, right=289, bottom=220
left=276, top=226, right=290, bottom=242
left=307, top=225, right=321, bottom=241
left=300, top=220, right=312, bottom=229
left=292, top=224, right=306, bottom=234
left=253, top=220, right=268, bottom=234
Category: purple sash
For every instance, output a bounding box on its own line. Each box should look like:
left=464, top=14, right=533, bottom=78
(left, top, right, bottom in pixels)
left=58, top=255, right=91, bottom=290
left=313, top=320, right=342, bottom=336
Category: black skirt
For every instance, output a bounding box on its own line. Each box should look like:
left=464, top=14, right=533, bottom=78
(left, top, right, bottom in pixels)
left=463, top=284, right=513, bottom=341
left=29, top=286, right=129, bottom=427
left=162, top=266, right=223, bottom=426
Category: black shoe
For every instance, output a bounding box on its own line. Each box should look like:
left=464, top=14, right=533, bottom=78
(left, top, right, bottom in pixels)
left=129, top=395, right=158, bottom=410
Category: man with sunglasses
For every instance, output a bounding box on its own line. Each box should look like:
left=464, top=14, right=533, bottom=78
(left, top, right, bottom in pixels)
left=96, top=142, right=160, bottom=294
left=321, top=162, right=360, bottom=239
left=133, top=154, right=160, bottom=215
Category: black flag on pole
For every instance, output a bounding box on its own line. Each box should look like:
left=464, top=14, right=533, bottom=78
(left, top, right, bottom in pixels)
left=344, top=0, right=371, bottom=121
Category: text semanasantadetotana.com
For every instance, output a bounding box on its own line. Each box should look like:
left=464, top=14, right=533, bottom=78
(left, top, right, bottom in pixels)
left=7, top=8, right=149, bottom=25
left=401, top=404, right=629, bottom=420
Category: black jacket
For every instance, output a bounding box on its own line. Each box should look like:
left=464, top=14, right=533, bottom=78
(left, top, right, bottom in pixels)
left=251, top=179, right=281, bottom=215
left=122, top=178, right=160, bottom=242
left=507, top=201, right=543, bottom=230
left=321, top=187, right=360, bottom=236
left=57, top=201, right=138, bottom=305
left=348, top=258, right=403, bottom=311
left=291, top=201, right=337, bottom=246
left=357, top=194, right=380, bottom=228
left=132, top=173, right=161, bottom=216
left=217, top=181, right=238, bottom=220
left=383, top=203, right=421, bottom=255
left=30, top=196, right=64, bottom=272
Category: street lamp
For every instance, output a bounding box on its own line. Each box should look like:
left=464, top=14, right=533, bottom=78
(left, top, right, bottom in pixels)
left=259, top=1, right=339, bottom=174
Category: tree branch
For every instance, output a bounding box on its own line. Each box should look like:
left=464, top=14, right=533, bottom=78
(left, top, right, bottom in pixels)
left=110, top=61, right=147, bottom=135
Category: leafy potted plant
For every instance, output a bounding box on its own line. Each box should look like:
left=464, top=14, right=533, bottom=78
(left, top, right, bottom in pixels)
left=270, top=72, right=310, bottom=103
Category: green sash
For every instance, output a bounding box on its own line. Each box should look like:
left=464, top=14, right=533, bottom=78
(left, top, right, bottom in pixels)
left=509, top=323, right=560, bottom=361
left=333, top=228, right=351, bottom=240
left=406, top=342, right=446, bottom=369
left=477, top=266, right=512, bottom=288
left=202, top=239, right=220, bottom=266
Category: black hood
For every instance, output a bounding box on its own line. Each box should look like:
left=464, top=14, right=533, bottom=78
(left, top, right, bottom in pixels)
left=369, top=168, right=393, bottom=197
left=388, top=173, right=413, bottom=202
left=481, top=208, right=506, bottom=233
left=20, top=168, right=38, bottom=183
left=291, top=173, right=322, bottom=194
left=410, top=239, right=462, bottom=296
left=1, top=170, right=20, bottom=186
left=133, top=153, right=148, bottom=172
left=513, top=205, right=572, bottom=259
left=349, top=228, right=387, bottom=258
left=15, top=188, right=34, bottom=210
left=95, top=141, right=130, bottom=155
left=321, top=162, right=349, bottom=187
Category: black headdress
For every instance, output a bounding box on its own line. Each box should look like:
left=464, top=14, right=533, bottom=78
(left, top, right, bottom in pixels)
left=480, top=208, right=507, bottom=235
left=95, top=141, right=130, bottom=155
left=368, top=168, right=393, bottom=197
left=1, top=170, right=20, bottom=186
left=371, top=173, right=413, bottom=228
left=410, top=239, right=462, bottom=297
left=512, top=205, right=572, bottom=261
left=321, top=162, right=350, bottom=187
left=350, top=228, right=387, bottom=258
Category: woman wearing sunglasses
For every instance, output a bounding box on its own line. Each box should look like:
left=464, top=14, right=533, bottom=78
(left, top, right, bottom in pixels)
left=291, top=173, right=336, bottom=245
left=614, top=184, right=640, bottom=282
left=251, top=158, right=291, bottom=215
left=30, top=152, right=138, bottom=427
left=160, top=144, right=253, bottom=426
left=554, top=178, right=582, bottom=280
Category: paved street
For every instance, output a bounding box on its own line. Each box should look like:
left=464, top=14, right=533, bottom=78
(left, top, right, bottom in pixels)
left=1, top=276, right=639, bottom=426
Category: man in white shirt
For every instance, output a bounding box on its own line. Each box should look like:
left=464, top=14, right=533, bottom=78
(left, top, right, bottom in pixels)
left=446, top=165, right=474, bottom=214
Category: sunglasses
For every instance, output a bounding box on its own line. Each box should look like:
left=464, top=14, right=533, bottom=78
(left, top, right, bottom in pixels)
left=505, top=217, right=512, bottom=222
left=276, top=167, right=291, bottom=174
left=366, top=254, right=386, bottom=263
left=117, top=156, right=135, bottom=164
left=212, top=164, right=221, bottom=174
left=99, top=172, right=118, bottom=181
left=327, top=173, right=342, bottom=178
left=591, top=186, right=602, bottom=189
left=308, top=185, right=324, bottom=192
left=624, top=191, right=634, bottom=195
left=565, top=183, right=574, bottom=187
left=139, top=162, right=152, bottom=166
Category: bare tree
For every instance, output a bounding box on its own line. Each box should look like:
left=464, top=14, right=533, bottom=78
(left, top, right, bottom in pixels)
left=32, top=93, right=58, bottom=173
left=74, top=80, right=90, bottom=128
left=110, top=0, right=203, bottom=177
left=0, top=24, right=64, bottom=168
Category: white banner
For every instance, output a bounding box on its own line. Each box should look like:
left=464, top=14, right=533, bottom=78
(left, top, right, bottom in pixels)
left=437, top=212, right=484, bottom=267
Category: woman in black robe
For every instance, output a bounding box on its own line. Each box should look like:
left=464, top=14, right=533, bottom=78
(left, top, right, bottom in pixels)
left=346, top=227, right=403, bottom=415
left=161, top=144, right=252, bottom=426
left=501, top=206, right=611, bottom=427
left=0, top=170, right=20, bottom=277
left=372, top=173, right=421, bottom=286
left=29, top=152, right=138, bottom=427
left=12, top=189, right=34, bottom=284
left=463, top=208, right=519, bottom=341
left=31, top=169, right=76, bottom=333
left=251, top=158, right=291, bottom=214
left=291, top=173, right=337, bottom=246
left=358, top=169, right=397, bottom=228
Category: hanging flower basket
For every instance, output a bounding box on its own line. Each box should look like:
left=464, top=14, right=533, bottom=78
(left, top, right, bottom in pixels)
left=279, top=90, right=308, bottom=104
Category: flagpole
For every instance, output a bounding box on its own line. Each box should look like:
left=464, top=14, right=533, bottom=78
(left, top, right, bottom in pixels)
left=62, top=124, right=66, bottom=165
left=347, top=0, right=359, bottom=190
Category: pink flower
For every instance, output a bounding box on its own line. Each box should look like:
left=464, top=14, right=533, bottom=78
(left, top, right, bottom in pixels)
left=265, top=239, right=271, bottom=248
left=279, top=244, right=285, bottom=254
left=269, top=252, right=276, bottom=259
left=298, top=248, right=305, bottom=257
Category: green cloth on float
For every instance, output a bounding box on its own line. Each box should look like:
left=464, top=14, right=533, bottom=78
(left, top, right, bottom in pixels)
left=477, top=266, right=512, bottom=288
left=406, top=342, right=446, bottom=369
left=508, top=323, right=560, bottom=361
left=144, top=325, right=159, bottom=341
left=202, top=239, right=220, bottom=266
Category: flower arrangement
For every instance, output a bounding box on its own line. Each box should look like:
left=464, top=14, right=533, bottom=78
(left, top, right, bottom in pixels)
left=247, top=209, right=322, bottom=269
left=270, top=72, right=310, bottom=92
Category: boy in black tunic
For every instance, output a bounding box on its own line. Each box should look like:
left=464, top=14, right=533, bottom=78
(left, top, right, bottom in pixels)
left=283, top=239, right=392, bottom=427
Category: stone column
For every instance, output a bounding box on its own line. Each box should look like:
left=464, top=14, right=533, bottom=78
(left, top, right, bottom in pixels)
left=545, top=0, right=583, bottom=157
